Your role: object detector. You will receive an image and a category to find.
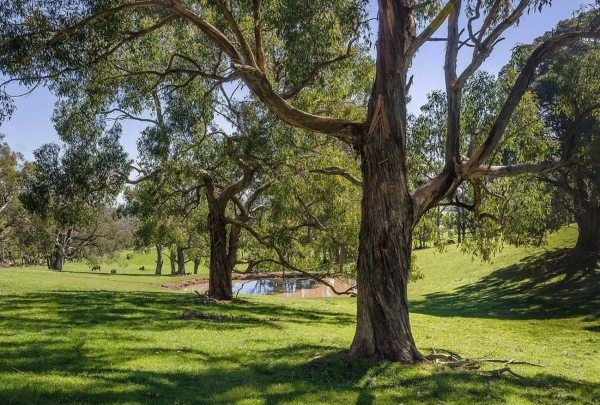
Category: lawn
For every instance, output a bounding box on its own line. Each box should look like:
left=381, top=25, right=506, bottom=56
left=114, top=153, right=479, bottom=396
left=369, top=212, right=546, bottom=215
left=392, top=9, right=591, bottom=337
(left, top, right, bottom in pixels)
left=0, top=227, right=598, bottom=404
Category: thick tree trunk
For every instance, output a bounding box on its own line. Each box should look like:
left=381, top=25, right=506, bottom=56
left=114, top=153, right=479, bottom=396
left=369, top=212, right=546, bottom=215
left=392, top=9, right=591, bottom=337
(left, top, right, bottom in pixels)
left=52, top=246, right=64, bottom=270
left=207, top=204, right=232, bottom=300
left=155, top=244, right=163, bottom=275
left=177, top=246, right=186, bottom=275
left=50, top=228, right=71, bottom=271
left=227, top=223, right=241, bottom=274
left=348, top=131, right=423, bottom=362
left=348, top=0, right=423, bottom=363
left=574, top=199, right=600, bottom=255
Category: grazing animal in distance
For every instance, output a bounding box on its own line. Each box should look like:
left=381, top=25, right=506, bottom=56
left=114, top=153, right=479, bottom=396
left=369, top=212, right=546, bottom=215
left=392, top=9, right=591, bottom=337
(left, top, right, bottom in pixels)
left=91, top=265, right=100, bottom=271
left=110, top=269, right=116, bottom=274
left=138, top=266, right=145, bottom=271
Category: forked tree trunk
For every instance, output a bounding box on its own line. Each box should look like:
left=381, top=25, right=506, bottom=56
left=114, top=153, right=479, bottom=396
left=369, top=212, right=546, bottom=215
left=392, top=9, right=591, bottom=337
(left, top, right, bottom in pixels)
left=348, top=0, right=423, bottom=363
left=155, top=244, right=163, bottom=275
left=207, top=204, right=232, bottom=300
left=52, top=246, right=64, bottom=270
left=574, top=198, right=600, bottom=255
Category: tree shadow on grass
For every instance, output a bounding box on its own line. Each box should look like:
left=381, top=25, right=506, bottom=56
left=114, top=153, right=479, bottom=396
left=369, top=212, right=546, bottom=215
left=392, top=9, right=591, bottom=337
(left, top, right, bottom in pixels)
left=0, top=287, right=598, bottom=404
left=1, top=345, right=598, bottom=405
left=0, top=290, right=356, bottom=335
left=411, top=248, right=599, bottom=324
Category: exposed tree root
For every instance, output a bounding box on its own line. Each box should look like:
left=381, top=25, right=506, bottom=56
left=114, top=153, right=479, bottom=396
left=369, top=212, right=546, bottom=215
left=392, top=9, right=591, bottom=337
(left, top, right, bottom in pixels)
left=425, top=349, right=543, bottom=378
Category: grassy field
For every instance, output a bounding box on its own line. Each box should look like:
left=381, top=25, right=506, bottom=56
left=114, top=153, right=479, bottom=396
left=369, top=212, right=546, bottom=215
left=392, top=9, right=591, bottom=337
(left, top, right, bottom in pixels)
left=0, top=227, right=598, bottom=405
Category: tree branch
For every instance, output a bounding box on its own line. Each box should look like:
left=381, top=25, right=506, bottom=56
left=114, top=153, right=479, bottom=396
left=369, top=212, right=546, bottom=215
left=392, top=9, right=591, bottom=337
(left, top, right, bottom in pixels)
left=310, top=166, right=363, bottom=187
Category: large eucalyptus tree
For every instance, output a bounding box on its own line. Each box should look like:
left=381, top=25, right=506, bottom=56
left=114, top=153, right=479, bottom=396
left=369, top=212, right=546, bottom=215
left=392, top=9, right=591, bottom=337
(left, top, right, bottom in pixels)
left=511, top=14, right=600, bottom=255
left=1, top=0, right=599, bottom=362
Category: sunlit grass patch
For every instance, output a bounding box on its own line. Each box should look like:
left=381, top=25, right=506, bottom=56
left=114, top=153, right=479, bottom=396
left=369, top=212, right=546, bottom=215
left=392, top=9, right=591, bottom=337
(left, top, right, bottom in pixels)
left=0, top=227, right=598, bottom=404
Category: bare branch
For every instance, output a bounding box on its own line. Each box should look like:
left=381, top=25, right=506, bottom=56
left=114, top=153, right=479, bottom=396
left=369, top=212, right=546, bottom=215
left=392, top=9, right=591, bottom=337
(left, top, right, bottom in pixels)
left=310, top=166, right=363, bottom=187
left=213, top=0, right=257, bottom=67
left=468, top=161, right=564, bottom=179
left=252, top=0, right=266, bottom=72
left=407, top=0, right=460, bottom=60
left=456, top=0, right=530, bottom=88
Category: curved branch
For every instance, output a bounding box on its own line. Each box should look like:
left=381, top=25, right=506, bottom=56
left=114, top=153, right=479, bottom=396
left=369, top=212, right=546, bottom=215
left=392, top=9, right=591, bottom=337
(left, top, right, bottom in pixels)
left=464, top=28, right=600, bottom=175
left=235, top=64, right=363, bottom=141
left=214, top=0, right=257, bottom=67
left=310, top=166, right=363, bottom=187
left=168, top=0, right=244, bottom=63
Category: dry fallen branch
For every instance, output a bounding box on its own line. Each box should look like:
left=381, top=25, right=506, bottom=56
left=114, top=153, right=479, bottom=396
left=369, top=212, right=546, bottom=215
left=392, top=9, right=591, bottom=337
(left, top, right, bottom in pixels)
left=426, top=349, right=543, bottom=378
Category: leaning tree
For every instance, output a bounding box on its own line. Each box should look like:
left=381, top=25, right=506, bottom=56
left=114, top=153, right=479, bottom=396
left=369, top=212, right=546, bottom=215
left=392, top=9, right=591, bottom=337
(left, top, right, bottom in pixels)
left=1, top=0, right=599, bottom=362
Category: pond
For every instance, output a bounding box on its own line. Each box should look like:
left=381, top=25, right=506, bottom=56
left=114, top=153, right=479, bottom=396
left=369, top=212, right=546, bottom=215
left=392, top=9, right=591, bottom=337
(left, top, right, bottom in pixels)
left=182, top=277, right=355, bottom=298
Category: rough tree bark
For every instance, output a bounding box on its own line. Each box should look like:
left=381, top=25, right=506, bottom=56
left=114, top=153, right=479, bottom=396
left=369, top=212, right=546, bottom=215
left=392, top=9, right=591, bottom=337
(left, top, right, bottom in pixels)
left=176, top=245, right=186, bottom=275
left=574, top=197, right=600, bottom=255
left=207, top=203, right=233, bottom=300
left=348, top=0, right=424, bottom=363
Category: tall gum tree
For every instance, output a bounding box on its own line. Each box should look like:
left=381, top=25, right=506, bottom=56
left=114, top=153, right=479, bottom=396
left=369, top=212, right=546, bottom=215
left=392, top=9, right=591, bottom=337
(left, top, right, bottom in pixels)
left=1, top=0, right=600, bottom=363
left=510, top=14, right=600, bottom=255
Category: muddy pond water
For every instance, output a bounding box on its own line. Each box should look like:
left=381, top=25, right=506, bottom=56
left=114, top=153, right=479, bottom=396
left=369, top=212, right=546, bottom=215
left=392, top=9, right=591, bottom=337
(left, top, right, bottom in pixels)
left=182, top=277, right=355, bottom=298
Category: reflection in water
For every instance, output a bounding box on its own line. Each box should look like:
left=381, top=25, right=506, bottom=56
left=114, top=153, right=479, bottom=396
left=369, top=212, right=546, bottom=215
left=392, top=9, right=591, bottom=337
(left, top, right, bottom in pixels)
left=184, top=278, right=354, bottom=298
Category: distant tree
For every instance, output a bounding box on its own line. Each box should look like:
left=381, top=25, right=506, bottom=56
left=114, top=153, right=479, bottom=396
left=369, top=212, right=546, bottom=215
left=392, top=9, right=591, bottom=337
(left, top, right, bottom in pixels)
left=0, top=135, right=24, bottom=262
left=20, top=134, right=128, bottom=270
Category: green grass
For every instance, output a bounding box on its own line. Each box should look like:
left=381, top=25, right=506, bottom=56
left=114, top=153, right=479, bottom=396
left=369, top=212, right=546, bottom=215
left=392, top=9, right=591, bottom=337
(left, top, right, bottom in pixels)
left=0, top=227, right=598, bottom=404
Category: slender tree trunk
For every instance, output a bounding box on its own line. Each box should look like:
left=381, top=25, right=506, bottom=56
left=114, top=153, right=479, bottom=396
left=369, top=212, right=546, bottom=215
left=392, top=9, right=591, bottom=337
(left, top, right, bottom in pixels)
left=193, top=257, right=200, bottom=275
left=574, top=198, right=600, bottom=255
left=207, top=204, right=232, bottom=300
left=177, top=245, right=186, bottom=275
left=155, top=244, right=163, bottom=275
left=347, top=0, right=423, bottom=363
left=457, top=209, right=463, bottom=244
left=169, top=249, right=176, bottom=275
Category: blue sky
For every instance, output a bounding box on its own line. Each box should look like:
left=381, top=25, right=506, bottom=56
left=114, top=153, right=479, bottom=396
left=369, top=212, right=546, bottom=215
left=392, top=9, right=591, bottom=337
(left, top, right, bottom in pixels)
left=0, top=1, right=585, bottom=161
